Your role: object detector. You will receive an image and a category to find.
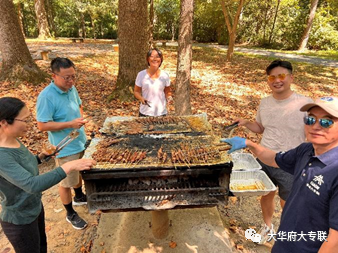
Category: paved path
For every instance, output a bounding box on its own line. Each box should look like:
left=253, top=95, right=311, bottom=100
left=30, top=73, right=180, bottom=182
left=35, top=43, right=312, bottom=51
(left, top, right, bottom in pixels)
left=0, top=41, right=337, bottom=68
left=190, top=42, right=338, bottom=68
left=214, top=45, right=338, bottom=68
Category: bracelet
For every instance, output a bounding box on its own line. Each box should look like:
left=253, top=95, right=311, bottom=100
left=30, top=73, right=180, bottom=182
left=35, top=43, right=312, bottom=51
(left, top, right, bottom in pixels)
left=36, top=155, right=42, bottom=164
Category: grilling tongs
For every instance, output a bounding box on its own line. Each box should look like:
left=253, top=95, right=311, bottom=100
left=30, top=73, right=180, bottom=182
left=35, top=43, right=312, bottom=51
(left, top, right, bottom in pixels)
left=43, top=130, right=80, bottom=162
left=223, top=121, right=239, bottom=138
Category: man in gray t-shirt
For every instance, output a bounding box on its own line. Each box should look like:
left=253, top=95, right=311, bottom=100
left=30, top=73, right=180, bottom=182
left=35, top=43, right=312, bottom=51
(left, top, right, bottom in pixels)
left=235, top=60, right=312, bottom=244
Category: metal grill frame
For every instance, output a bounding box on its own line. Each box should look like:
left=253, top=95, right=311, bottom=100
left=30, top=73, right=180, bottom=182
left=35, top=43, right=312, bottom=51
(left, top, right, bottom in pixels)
left=81, top=164, right=232, bottom=213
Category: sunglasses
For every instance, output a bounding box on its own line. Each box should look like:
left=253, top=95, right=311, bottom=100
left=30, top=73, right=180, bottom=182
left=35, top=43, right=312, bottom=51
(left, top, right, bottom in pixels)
left=304, top=115, right=334, bottom=128
left=267, top=73, right=290, bottom=82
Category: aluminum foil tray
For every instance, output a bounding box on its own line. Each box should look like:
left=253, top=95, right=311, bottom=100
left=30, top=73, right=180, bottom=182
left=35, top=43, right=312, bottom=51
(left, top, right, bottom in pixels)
left=230, top=170, right=276, bottom=196
left=231, top=152, right=262, bottom=171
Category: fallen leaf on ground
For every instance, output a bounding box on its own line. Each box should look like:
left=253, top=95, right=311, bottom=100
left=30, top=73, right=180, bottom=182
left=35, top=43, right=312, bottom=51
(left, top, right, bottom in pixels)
left=229, top=219, right=237, bottom=226
left=229, top=225, right=238, bottom=232
left=229, top=197, right=237, bottom=204
left=236, top=244, right=244, bottom=250
left=169, top=241, right=177, bottom=248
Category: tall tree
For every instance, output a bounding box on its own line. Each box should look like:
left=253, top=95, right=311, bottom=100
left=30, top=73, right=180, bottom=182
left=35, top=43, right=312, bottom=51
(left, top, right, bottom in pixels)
left=175, top=0, right=193, bottom=115
left=45, top=0, right=56, bottom=37
left=298, top=0, right=319, bottom=51
left=16, top=1, right=26, bottom=38
left=149, top=0, right=154, bottom=47
left=0, top=0, right=47, bottom=83
left=220, top=0, right=245, bottom=62
left=34, top=0, right=52, bottom=39
left=268, top=0, right=280, bottom=44
left=111, top=0, right=149, bottom=101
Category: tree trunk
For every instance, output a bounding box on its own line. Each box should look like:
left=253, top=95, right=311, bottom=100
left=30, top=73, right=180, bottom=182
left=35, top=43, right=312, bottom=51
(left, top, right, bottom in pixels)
left=175, top=0, right=193, bottom=116
left=110, top=0, right=149, bottom=102
left=220, top=0, right=245, bottom=62
left=298, top=0, right=319, bottom=51
left=149, top=0, right=154, bottom=48
left=81, top=12, right=86, bottom=38
left=262, top=1, right=271, bottom=44
left=16, top=3, right=25, bottom=38
left=45, top=0, right=56, bottom=37
left=91, top=17, right=96, bottom=39
left=0, top=0, right=47, bottom=83
left=268, top=0, right=280, bottom=44
left=34, top=0, right=52, bottom=39
left=171, top=22, right=176, bottom=41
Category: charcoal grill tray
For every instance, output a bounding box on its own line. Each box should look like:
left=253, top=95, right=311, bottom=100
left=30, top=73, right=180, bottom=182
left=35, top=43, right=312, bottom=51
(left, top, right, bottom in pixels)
left=99, top=114, right=213, bottom=136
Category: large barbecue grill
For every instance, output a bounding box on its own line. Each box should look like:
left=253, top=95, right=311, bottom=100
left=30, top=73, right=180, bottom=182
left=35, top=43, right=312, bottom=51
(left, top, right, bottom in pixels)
left=82, top=114, right=233, bottom=214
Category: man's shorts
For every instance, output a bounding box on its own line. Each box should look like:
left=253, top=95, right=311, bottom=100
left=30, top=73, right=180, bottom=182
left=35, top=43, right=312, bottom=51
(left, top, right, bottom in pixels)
left=55, top=151, right=84, bottom=188
left=257, top=159, right=293, bottom=201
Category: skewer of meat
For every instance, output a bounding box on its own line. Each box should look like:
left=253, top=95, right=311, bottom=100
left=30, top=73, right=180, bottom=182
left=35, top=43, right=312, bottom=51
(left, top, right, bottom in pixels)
left=175, top=148, right=190, bottom=167
left=128, top=150, right=139, bottom=165
left=170, top=149, right=178, bottom=169
left=162, top=152, right=167, bottom=163
left=131, top=150, right=148, bottom=167
left=126, top=150, right=139, bottom=167
left=157, top=146, right=163, bottom=163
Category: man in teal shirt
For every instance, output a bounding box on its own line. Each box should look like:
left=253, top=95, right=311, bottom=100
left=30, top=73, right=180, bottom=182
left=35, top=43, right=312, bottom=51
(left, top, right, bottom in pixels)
left=37, top=57, right=88, bottom=230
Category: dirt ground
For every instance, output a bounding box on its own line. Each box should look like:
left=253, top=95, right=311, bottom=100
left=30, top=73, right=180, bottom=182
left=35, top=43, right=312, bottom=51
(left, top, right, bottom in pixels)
left=218, top=196, right=282, bottom=253
left=0, top=157, right=282, bottom=253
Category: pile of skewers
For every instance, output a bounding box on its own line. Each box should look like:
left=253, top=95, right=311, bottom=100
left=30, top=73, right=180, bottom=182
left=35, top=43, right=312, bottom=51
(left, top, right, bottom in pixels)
left=92, top=148, right=148, bottom=166
left=91, top=140, right=230, bottom=168
left=163, top=143, right=229, bottom=167
left=134, top=116, right=187, bottom=125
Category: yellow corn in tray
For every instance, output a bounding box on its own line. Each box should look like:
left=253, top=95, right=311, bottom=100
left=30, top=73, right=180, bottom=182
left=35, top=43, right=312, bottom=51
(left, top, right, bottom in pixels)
left=231, top=180, right=266, bottom=191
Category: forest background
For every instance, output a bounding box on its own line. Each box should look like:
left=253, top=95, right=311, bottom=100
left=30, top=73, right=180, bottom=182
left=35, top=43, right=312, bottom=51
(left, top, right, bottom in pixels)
left=15, top=0, right=338, bottom=51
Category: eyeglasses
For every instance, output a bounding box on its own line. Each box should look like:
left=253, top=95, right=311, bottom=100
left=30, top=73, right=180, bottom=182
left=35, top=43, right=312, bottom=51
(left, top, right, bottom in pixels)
left=267, top=73, right=290, bottom=82
left=14, top=118, right=31, bottom=124
left=304, top=115, right=334, bottom=128
left=54, top=73, right=76, bottom=82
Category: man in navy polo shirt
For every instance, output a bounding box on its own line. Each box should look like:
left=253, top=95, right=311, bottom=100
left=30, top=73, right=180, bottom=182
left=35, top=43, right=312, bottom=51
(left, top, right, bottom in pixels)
left=222, top=96, right=338, bottom=252
left=36, top=58, right=88, bottom=230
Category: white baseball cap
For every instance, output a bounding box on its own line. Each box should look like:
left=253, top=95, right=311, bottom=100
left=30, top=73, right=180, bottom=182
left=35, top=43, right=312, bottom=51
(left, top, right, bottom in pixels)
left=300, top=96, right=338, bottom=117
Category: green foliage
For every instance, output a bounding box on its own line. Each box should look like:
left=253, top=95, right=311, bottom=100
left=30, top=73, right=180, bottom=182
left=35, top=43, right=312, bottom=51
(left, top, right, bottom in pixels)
left=236, top=0, right=338, bottom=50
left=17, top=0, right=117, bottom=39
left=308, top=7, right=338, bottom=50
left=153, top=0, right=180, bottom=40
left=193, top=0, right=227, bottom=43
left=19, top=1, right=38, bottom=38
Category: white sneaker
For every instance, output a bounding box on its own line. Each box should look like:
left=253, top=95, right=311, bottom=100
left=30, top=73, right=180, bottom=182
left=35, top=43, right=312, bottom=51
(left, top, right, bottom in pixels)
left=257, top=223, right=275, bottom=245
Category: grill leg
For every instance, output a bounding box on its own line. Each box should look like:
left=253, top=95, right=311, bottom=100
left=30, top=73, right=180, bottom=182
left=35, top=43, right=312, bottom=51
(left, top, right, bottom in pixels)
left=151, top=210, right=169, bottom=239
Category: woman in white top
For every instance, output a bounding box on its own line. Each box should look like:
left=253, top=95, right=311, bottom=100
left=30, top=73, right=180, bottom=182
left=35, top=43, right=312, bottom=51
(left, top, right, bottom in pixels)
left=134, top=48, right=172, bottom=117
